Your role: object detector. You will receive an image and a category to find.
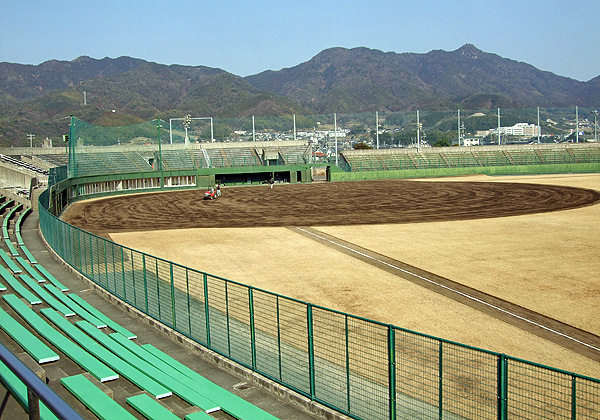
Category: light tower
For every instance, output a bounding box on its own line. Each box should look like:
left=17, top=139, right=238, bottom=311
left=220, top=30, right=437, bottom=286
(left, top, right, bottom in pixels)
left=183, top=114, right=192, bottom=147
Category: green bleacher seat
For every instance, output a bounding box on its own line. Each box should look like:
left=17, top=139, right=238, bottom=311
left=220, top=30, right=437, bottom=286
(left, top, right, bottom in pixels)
left=3, top=295, right=119, bottom=383
left=20, top=245, right=38, bottom=264
left=126, top=393, right=181, bottom=420
left=42, top=310, right=171, bottom=399
left=185, top=410, right=216, bottom=420
left=68, top=293, right=136, bottom=339
left=19, top=274, right=75, bottom=317
left=42, top=284, right=106, bottom=328
left=76, top=320, right=219, bottom=411
left=61, top=374, right=138, bottom=420
left=0, top=265, right=42, bottom=305
left=0, top=248, right=22, bottom=274
left=35, top=265, right=69, bottom=291
left=0, top=306, right=59, bottom=364
left=142, top=343, right=281, bottom=420
left=16, top=257, right=46, bottom=282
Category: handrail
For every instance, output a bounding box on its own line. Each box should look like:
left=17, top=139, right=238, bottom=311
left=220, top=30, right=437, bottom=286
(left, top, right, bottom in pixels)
left=0, top=340, right=85, bottom=420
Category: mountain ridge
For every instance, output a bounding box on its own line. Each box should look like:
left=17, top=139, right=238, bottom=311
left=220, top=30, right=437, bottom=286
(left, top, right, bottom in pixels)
left=0, top=44, right=598, bottom=146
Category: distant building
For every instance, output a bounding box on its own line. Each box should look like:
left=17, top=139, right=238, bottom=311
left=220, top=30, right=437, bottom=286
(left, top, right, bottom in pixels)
left=491, top=123, right=540, bottom=137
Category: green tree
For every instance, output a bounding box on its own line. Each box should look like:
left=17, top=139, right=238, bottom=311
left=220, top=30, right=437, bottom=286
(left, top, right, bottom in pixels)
left=433, top=138, right=451, bottom=147
left=353, top=142, right=372, bottom=150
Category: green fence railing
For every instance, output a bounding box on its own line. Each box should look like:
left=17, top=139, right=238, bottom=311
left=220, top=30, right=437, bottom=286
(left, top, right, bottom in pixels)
left=38, top=183, right=600, bottom=420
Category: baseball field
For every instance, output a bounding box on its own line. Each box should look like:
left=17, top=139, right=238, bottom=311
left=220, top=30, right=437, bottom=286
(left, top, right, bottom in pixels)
left=62, top=173, right=600, bottom=380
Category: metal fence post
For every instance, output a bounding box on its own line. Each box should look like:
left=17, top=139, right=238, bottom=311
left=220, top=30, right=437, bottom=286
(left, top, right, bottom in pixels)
left=203, top=273, right=210, bottom=348
left=170, top=263, right=176, bottom=330
left=249, top=288, right=256, bottom=370
left=307, top=303, right=315, bottom=399
left=571, top=376, right=577, bottom=420
left=388, top=325, right=396, bottom=420
left=497, top=354, right=508, bottom=420
left=438, top=341, right=443, bottom=420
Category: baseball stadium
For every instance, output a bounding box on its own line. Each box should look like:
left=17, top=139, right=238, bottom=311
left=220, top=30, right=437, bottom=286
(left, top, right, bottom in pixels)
left=0, top=110, right=600, bottom=420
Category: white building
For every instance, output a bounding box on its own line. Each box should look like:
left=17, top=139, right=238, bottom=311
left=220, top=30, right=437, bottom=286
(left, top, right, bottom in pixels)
left=492, top=123, right=540, bottom=137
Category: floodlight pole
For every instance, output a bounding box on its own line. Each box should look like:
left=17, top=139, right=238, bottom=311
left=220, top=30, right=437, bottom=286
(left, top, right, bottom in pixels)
left=376, top=111, right=379, bottom=149
left=334, top=113, right=338, bottom=166
left=157, top=120, right=162, bottom=171
left=497, top=108, right=501, bottom=145
left=252, top=116, right=256, bottom=142
left=210, top=117, right=214, bottom=143
left=416, top=110, right=420, bottom=153
left=576, top=106, right=579, bottom=143
left=537, top=107, right=541, bottom=144
left=593, top=110, right=598, bottom=142
left=293, top=114, right=297, bottom=141
left=457, top=109, right=461, bottom=146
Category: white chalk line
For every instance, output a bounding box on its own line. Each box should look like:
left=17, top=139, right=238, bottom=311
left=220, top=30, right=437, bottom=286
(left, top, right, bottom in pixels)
left=296, top=227, right=600, bottom=354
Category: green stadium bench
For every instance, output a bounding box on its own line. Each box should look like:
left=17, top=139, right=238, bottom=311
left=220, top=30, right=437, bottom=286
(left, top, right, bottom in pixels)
left=41, top=311, right=171, bottom=399
left=3, top=295, right=118, bottom=383
left=110, top=333, right=221, bottom=414
left=2, top=204, right=22, bottom=239
left=19, top=274, right=75, bottom=317
left=0, top=265, right=41, bottom=305
left=17, top=256, right=47, bottom=282
left=35, top=265, right=69, bottom=291
left=68, top=293, right=136, bottom=339
left=0, top=199, right=14, bottom=214
left=76, top=320, right=218, bottom=410
left=0, top=280, right=5, bottom=291
left=6, top=237, right=19, bottom=257
left=42, top=284, right=106, bottom=328
left=20, top=245, right=38, bottom=264
left=126, top=393, right=181, bottom=420
left=0, top=306, right=59, bottom=364
left=14, top=207, right=31, bottom=247
left=142, top=343, right=281, bottom=420
left=0, top=248, right=22, bottom=274
left=185, top=410, right=217, bottom=420
left=61, top=374, right=138, bottom=420
left=0, top=360, right=60, bottom=420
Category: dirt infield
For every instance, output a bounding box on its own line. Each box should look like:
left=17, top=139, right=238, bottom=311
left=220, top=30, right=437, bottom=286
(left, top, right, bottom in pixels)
left=64, top=178, right=600, bottom=234
left=63, top=175, right=600, bottom=378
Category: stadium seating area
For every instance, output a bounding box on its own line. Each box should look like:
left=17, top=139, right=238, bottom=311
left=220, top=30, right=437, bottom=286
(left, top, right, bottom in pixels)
left=340, top=145, right=600, bottom=172
left=0, top=196, right=282, bottom=420
left=33, top=145, right=310, bottom=175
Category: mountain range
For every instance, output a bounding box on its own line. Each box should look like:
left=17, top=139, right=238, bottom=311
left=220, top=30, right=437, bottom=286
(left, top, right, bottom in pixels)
left=1, top=44, right=598, bottom=146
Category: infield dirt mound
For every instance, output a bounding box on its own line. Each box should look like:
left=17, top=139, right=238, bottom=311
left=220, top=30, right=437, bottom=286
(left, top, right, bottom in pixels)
left=63, top=179, right=600, bottom=237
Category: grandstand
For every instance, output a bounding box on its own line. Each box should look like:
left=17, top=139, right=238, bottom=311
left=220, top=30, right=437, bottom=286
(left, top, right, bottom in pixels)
left=340, top=143, right=600, bottom=172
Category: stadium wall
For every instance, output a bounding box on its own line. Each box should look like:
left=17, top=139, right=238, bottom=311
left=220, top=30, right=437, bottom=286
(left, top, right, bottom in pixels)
left=37, top=171, right=600, bottom=420
left=331, top=162, right=600, bottom=181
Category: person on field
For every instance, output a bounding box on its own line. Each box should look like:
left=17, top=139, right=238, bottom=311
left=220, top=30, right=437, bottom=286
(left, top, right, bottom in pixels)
left=269, top=176, right=274, bottom=189
left=216, top=184, right=221, bottom=197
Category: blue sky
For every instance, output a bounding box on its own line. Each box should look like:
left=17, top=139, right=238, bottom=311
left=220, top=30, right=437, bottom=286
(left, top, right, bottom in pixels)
left=1, top=0, right=598, bottom=82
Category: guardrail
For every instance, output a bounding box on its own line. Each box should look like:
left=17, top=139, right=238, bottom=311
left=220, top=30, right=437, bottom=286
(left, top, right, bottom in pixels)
left=0, top=341, right=84, bottom=420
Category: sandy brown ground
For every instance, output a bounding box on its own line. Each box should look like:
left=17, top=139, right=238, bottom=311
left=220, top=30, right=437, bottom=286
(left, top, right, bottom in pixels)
left=64, top=174, right=600, bottom=379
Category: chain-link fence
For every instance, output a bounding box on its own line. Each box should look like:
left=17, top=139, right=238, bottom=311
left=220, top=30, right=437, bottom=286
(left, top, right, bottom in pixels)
left=39, top=183, right=600, bottom=420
